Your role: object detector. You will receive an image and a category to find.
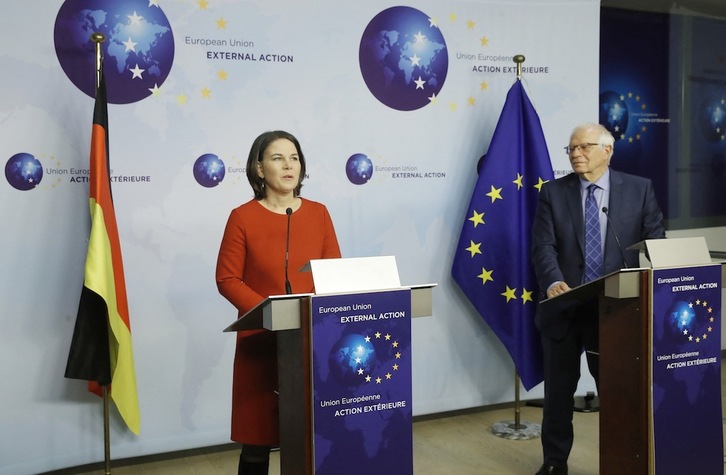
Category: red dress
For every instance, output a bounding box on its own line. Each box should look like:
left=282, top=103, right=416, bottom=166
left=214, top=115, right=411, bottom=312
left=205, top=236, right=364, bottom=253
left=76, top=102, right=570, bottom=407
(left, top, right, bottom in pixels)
left=216, top=198, right=341, bottom=445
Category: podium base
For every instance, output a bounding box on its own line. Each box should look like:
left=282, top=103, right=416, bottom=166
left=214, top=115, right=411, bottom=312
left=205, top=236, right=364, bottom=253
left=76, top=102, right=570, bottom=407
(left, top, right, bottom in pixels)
left=491, top=420, right=541, bottom=440
left=526, top=392, right=600, bottom=413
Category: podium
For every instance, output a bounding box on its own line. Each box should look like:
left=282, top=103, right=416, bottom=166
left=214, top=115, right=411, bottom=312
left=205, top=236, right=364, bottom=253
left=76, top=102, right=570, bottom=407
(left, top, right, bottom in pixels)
left=542, top=237, right=723, bottom=475
left=224, top=256, right=435, bottom=475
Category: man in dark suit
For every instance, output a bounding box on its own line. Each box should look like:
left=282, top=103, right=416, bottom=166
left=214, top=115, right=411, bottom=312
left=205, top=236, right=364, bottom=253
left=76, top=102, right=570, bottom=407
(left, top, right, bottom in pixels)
left=531, top=123, right=665, bottom=475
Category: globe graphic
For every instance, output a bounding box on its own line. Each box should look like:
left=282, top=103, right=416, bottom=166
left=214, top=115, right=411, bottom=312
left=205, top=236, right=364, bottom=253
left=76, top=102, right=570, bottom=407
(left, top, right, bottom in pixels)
left=359, top=6, right=448, bottom=111
left=599, top=90, right=629, bottom=140
left=328, top=333, right=376, bottom=386
left=193, top=154, right=225, bottom=188
left=5, top=153, right=43, bottom=191
left=346, top=153, right=373, bottom=185
left=54, top=0, right=175, bottom=104
left=666, top=301, right=695, bottom=339
left=698, top=97, right=726, bottom=143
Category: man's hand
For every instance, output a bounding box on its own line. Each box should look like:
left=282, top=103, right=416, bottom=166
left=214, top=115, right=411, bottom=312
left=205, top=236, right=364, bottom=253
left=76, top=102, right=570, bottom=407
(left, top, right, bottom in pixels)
left=547, top=281, right=571, bottom=299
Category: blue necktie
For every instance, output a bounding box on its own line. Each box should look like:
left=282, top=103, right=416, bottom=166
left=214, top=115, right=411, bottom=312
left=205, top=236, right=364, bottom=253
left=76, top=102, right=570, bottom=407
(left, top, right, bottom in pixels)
left=583, top=184, right=602, bottom=283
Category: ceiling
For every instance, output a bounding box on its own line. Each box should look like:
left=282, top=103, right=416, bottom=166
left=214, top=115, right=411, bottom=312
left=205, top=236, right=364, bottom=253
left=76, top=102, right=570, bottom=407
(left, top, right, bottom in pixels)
left=601, top=0, right=726, bottom=17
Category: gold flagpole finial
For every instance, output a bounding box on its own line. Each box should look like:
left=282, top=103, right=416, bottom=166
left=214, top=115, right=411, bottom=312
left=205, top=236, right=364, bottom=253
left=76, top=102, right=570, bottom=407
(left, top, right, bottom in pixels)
left=91, top=32, right=105, bottom=89
left=513, top=54, right=525, bottom=81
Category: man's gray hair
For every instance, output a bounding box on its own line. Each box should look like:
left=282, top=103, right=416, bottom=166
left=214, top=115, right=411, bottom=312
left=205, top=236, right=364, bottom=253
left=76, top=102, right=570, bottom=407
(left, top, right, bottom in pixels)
left=570, top=122, right=614, bottom=158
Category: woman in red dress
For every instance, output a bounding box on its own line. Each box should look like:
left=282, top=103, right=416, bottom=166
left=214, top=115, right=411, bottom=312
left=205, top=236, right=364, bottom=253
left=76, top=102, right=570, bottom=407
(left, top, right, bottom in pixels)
left=216, top=130, right=341, bottom=475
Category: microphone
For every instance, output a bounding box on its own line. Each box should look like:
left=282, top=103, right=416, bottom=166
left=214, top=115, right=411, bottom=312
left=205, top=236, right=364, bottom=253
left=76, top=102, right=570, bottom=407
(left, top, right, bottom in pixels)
left=602, top=207, right=628, bottom=269
left=284, top=207, right=292, bottom=294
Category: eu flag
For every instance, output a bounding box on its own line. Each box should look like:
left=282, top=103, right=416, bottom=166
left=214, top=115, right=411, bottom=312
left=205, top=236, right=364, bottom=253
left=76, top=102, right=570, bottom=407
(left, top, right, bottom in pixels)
left=451, top=80, right=554, bottom=391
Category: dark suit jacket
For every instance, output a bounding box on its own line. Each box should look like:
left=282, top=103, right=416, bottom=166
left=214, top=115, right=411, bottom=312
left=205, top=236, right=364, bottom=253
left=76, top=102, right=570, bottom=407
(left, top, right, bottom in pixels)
left=531, top=169, right=665, bottom=339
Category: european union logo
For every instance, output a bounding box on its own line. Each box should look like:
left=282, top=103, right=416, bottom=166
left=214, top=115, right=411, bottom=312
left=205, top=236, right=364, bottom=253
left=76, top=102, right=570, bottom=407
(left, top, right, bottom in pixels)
left=451, top=80, right=554, bottom=390
left=670, top=298, right=718, bottom=344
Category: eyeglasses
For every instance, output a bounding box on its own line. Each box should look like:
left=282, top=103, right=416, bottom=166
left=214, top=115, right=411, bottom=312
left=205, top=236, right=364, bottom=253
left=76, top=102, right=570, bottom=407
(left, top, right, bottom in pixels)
left=564, top=143, right=601, bottom=155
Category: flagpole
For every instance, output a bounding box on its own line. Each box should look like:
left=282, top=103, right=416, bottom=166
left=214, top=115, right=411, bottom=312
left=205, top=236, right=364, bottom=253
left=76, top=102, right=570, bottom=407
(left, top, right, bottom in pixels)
left=514, top=372, right=521, bottom=427
left=491, top=370, right=540, bottom=440
left=490, top=53, right=542, bottom=442
left=103, top=385, right=111, bottom=475
left=92, top=31, right=113, bottom=475
left=514, top=54, right=525, bottom=80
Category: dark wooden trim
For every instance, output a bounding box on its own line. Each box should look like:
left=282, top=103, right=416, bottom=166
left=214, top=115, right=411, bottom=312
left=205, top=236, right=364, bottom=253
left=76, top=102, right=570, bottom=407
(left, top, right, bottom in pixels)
left=277, top=297, right=313, bottom=475
left=599, top=270, right=650, bottom=475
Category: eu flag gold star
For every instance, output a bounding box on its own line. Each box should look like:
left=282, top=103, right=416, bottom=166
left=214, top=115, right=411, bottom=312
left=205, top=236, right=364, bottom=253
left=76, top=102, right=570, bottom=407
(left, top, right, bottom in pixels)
left=513, top=173, right=524, bottom=190
left=478, top=267, right=493, bottom=284
left=486, top=185, right=503, bottom=202
left=534, top=177, right=549, bottom=192
left=468, top=210, right=485, bottom=227
left=501, top=285, right=517, bottom=302
left=466, top=240, right=482, bottom=257
left=521, top=288, right=533, bottom=304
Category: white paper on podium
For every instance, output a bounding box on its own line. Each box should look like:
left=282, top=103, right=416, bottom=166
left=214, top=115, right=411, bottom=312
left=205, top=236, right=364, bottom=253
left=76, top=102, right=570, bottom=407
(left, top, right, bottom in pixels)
left=628, top=237, right=711, bottom=269
left=302, top=256, right=401, bottom=295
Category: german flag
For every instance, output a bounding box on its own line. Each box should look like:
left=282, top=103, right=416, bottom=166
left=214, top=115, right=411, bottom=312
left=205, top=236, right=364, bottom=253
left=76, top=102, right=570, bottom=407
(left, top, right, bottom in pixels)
left=65, top=69, right=140, bottom=435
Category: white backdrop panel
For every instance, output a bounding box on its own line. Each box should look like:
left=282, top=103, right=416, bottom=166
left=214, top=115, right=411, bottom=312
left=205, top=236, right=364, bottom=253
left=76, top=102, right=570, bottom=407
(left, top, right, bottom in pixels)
left=0, top=0, right=599, bottom=473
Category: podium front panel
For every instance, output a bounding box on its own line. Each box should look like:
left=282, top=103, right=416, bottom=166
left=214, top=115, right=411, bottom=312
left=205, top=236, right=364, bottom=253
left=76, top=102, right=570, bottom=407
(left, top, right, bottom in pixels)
left=310, top=289, right=413, bottom=475
left=649, top=265, right=723, bottom=474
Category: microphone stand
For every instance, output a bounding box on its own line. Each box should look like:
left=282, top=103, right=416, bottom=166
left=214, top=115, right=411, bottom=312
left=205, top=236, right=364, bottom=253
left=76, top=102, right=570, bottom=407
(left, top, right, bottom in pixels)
left=285, top=207, right=292, bottom=294
left=602, top=206, right=629, bottom=269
